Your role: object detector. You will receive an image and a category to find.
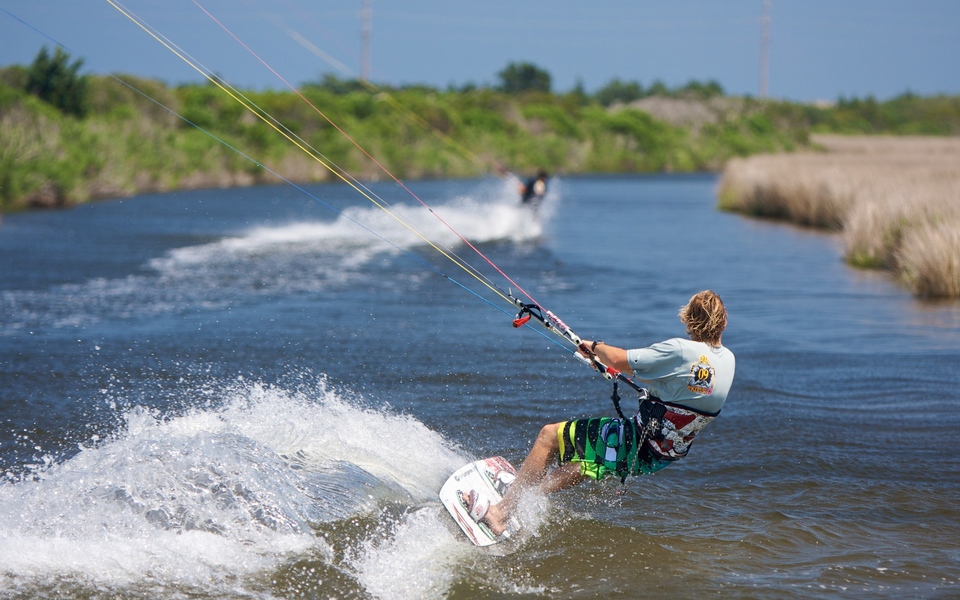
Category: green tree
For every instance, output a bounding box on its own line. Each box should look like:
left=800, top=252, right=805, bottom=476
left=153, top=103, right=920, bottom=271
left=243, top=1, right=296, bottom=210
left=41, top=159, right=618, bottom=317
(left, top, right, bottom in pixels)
left=25, top=46, right=89, bottom=117
left=304, top=73, right=373, bottom=95
left=497, top=62, right=552, bottom=94
left=563, top=78, right=590, bottom=108
left=678, top=79, right=725, bottom=99
left=647, top=79, right=669, bottom=96
left=594, top=78, right=644, bottom=106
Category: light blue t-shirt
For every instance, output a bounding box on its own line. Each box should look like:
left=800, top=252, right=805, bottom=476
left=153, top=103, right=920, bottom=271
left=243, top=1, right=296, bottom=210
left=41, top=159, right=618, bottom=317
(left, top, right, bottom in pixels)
left=625, top=337, right=735, bottom=415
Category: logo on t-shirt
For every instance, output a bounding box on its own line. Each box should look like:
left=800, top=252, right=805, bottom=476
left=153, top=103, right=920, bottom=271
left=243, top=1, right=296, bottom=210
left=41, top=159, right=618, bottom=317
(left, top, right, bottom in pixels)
left=687, top=354, right=715, bottom=395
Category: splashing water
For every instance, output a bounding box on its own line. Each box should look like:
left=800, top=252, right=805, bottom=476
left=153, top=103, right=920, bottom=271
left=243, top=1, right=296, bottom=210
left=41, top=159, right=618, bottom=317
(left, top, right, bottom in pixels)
left=0, top=375, right=474, bottom=597
left=0, top=179, right=563, bottom=597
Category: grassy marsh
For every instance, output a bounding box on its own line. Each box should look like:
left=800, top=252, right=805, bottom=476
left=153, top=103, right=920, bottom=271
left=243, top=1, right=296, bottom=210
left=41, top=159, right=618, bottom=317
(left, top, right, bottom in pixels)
left=717, top=135, right=960, bottom=298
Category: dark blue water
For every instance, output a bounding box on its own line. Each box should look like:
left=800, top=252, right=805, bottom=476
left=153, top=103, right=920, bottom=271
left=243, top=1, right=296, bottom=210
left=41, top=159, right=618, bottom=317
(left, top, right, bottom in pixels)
left=1, top=175, right=959, bottom=599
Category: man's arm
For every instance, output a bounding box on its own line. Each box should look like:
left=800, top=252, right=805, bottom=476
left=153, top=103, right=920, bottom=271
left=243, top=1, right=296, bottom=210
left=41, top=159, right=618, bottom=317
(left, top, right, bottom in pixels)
left=579, top=340, right=633, bottom=375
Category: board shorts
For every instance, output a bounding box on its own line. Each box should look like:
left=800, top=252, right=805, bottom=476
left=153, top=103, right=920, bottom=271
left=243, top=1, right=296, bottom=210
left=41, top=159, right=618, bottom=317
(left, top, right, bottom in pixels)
left=558, top=417, right=671, bottom=480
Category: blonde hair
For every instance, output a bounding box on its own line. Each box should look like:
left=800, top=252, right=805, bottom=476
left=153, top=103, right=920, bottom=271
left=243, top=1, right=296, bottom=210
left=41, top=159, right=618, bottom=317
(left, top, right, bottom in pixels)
left=679, top=290, right=727, bottom=345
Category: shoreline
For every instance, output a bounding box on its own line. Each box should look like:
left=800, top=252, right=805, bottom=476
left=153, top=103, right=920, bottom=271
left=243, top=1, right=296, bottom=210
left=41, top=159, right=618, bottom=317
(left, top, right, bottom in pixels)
left=717, top=134, right=960, bottom=298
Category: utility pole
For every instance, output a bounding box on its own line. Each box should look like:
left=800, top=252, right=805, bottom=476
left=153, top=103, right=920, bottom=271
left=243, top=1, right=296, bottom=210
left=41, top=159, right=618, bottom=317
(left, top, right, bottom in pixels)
left=361, top=0, right=372, bottom=82
left=759, top=0, right=771, bottom=98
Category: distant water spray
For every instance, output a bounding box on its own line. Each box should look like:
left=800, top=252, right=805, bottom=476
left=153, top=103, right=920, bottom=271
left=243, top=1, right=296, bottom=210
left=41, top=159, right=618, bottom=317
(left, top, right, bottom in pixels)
left=0, top=182, right=550, bottom=336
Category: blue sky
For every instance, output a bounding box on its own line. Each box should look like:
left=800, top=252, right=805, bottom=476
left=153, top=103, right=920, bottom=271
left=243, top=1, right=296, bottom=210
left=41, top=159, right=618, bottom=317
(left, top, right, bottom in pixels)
left=1, top=1, right=958, bottom=102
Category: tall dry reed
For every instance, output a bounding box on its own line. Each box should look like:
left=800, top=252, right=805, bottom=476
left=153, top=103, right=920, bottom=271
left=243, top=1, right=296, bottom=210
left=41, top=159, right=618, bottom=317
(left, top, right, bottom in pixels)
left=717, top=135, right=960, bottom=298
left=898, top=219, right=960, bottom=298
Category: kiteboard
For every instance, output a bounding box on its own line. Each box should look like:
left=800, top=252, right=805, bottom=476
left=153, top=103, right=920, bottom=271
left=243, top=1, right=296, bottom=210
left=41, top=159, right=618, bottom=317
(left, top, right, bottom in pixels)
left=439, top=456, right=520, bottom=546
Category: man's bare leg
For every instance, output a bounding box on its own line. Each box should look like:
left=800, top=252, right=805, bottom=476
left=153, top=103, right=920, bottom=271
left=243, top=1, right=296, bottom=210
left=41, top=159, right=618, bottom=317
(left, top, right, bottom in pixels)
left=540, top=461, right=586, bottom=494
left=483, top=423, right=586, bottom=535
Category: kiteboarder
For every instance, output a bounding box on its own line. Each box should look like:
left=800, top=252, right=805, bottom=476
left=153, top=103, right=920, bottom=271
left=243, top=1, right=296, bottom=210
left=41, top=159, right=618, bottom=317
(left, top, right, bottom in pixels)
left=483, top=290, right=735, bottom=536
left=519, top=169, right=548, bottom=207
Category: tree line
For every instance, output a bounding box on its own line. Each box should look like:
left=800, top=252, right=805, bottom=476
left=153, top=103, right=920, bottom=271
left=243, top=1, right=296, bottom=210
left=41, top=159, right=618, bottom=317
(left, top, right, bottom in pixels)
left=1, top=47, right=958, bottom=212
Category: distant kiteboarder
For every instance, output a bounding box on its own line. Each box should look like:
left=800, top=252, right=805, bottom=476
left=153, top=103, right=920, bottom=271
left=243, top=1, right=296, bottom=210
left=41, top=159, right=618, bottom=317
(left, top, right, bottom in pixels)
left=519, top=169, right=548, bottom=209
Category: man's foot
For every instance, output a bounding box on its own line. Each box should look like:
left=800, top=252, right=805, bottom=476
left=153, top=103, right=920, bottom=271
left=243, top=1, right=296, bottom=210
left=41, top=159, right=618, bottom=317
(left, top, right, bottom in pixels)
left=482, top=501, right=508, bottom=537
left=458, top=490, right=490, bottom=523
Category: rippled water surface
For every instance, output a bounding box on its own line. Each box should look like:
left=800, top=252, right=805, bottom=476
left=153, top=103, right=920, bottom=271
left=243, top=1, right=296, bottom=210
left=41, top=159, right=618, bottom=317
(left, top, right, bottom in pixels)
left=1, top=174, right=958, bottom=599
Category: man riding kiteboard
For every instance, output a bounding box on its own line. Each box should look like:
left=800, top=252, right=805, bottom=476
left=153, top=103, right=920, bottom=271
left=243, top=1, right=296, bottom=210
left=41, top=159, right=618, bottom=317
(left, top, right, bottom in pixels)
left=483, top=290, right=735, bottom=536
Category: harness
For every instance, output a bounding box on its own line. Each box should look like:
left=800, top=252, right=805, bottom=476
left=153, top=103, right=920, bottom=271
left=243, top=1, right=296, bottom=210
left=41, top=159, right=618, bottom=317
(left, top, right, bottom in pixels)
left=611, top=379, right=717, bottom=465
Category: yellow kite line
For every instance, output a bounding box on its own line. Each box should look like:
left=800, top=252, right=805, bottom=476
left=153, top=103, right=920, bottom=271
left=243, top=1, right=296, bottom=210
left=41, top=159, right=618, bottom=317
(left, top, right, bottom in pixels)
left=188, top=0, right=539, bottom=308
left=271, top=11, right=505, bottom=178
left=262, top=0, right=507, bottom=178
left=105, top=0, right=529, bottom=311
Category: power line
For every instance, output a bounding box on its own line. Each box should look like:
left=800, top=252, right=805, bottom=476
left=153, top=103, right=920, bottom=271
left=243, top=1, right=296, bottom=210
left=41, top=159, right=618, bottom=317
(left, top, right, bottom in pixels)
left=760, top=0, right=771, bottom=98
left=360, top=0, right=371, bottom=82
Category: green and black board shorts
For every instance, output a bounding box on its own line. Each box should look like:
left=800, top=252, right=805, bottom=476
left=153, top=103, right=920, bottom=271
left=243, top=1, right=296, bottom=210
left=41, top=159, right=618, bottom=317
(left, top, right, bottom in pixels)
left=558, top=417, right=670, bottom=480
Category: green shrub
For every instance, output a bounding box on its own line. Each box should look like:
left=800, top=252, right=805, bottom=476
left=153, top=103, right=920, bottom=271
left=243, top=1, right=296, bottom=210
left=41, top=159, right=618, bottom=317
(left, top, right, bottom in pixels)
left=521, top=103, right=582, bottom=138
left=594, top=78, right=644, bottom=107
left=497, top=62, right=551, bottom=94
left=25, top=47, right=88, bottom=117
left=3, top=51, right=960, bottom=212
